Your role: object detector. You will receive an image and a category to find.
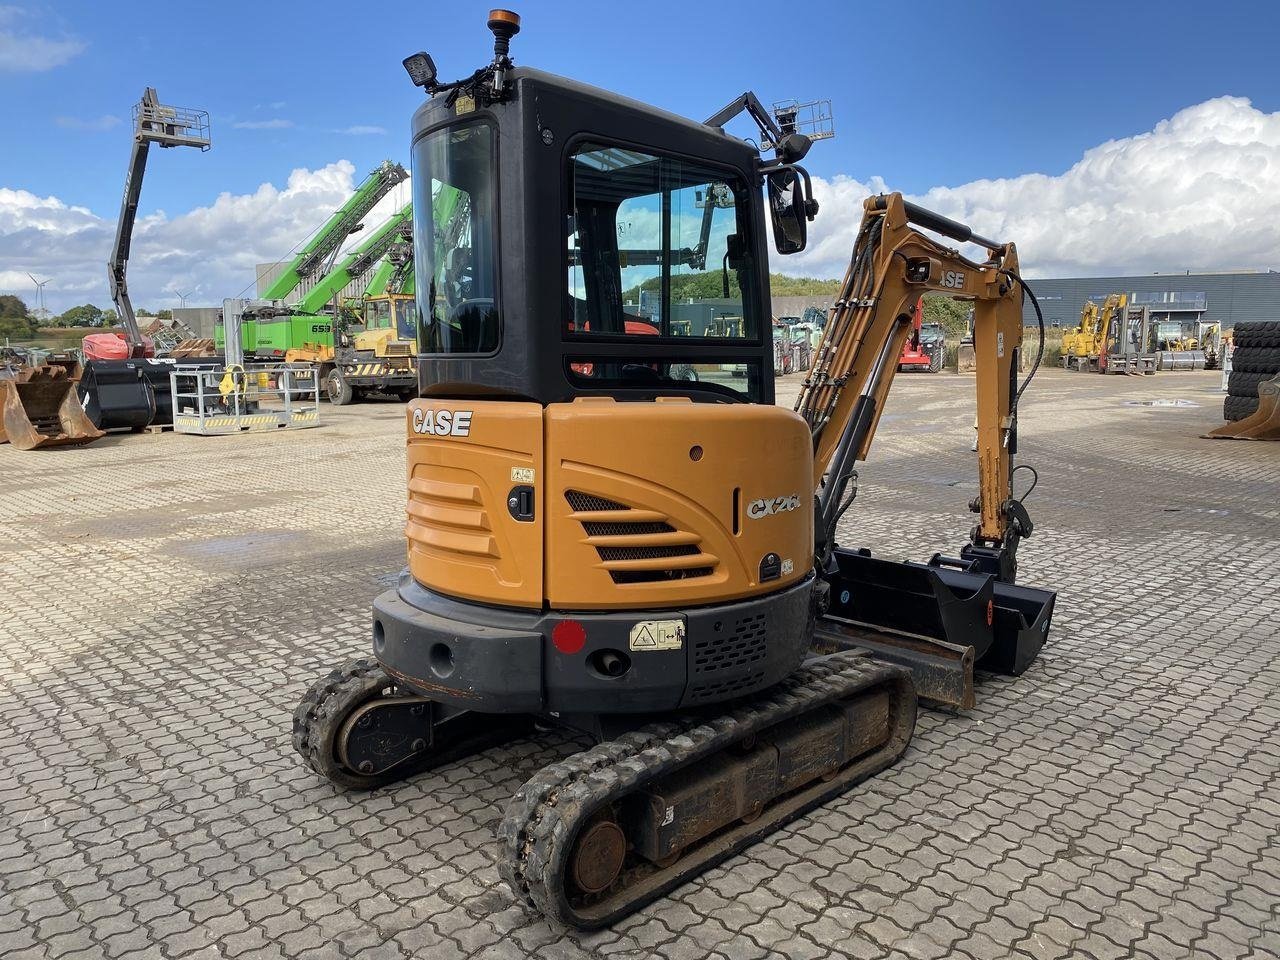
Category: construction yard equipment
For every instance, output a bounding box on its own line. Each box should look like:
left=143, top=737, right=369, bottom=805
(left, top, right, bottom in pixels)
left=321, top=291, right=418, bottom=404
left=1105, top=303, right=1157, bottom=375
left=1205, top=373, right=1280, bottom=440
left=1060, top=295, right=1119, bottom=370
left=231, top=205, right=418, bottom=403
left=77, top=88, right=212, bottom=432
left=1155, top=319, right=1220, bottom=371
left=215, top=161, right=409, bottom=360
left=168, top=299, right=322, bottom=435
left=293, top=11, right=1055, bottom=929
left=1061, top=296, right=1155, bottom=375
left=169, top=364, right=320, bottom=435
left=0, top=364, right=103, bottom=450
left=897, top=298, right=944, bottom=372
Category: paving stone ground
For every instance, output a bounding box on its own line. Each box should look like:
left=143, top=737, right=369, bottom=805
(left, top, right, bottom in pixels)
left=1, top=368, right=1277, bottom=960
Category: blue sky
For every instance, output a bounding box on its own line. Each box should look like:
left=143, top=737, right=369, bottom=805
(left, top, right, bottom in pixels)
left=3, top=0, right=1280, bottom=311
left=6, top=0, right=1278, bottom=212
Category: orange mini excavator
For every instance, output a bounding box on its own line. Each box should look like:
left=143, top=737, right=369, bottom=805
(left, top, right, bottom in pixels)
left=294, top=10, right=1056, bottom=928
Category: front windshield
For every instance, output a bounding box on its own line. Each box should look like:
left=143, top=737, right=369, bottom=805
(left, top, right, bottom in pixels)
left=412, top=122, right=499, bottom=354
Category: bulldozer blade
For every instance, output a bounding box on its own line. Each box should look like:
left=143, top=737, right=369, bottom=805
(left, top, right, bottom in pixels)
left=1204, top=374, right=1280, bottom=441
left=812, top=618, right=975, bottom=709
left=0, top=366, right=105, bottom=450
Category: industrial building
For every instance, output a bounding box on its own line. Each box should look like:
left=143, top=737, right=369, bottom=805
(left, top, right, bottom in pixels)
left=1021, top=270, right=1280, bottom=329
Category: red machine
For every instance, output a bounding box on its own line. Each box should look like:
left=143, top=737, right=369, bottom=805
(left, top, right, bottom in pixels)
left=897, top=298, right=944, bottom=372
left=81, top=332, right=155, bottom=362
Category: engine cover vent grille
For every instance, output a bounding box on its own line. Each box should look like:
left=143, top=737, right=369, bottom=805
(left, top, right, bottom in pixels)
left=692, top=613, right=767, bottom=675
left=566, top=489, right=717, bottom=585
left=565, top=491, right=627, bottom=512
left=583, top=520, right=675, bottom=537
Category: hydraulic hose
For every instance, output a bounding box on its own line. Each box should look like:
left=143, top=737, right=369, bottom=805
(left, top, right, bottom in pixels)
left=1001, top=270, right=1045, bottom=408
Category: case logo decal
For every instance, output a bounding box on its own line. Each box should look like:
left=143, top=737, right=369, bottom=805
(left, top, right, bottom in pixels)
left=411, top=408, right=472, bottom=437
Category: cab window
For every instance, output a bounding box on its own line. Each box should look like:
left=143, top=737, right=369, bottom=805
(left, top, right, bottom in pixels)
left=412, top=122, right=499, bottom=354
left=566, top=144, right=757, bottom=342
left=364, top=298, right=392, bottom=329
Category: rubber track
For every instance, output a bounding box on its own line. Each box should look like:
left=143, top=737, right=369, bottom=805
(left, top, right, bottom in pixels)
left=496, top=653, right=914, bottom=928
left=293, top=657, right=524, bottom=790
left=292, top=658, right=393, bottom=789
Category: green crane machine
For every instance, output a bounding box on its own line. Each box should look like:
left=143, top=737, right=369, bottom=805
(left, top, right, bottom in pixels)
left=261, top=205, right=418, bottom=401
left=214, top=159, right=406, bottom=356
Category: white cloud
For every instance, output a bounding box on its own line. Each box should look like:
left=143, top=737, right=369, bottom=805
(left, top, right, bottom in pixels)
left=232, top=118, right=294, bottom=130
left=335, top=125, right=387, bottom=136
left=779, top=96, right=1280, bottom=281
left=54, top=114, right=122, bottom=132
left=0, top=6, right=85, bottom=72
left=6, top=97, right=1280, bottom=314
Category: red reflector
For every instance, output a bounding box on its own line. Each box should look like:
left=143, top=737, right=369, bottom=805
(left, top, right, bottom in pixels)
left=986, top=599, right=994, bottom=627
left=552, top=620, right=586, bottom=655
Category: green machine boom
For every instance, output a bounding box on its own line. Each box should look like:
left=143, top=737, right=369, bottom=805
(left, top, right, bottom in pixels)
left=252, top=205, right=415, bottom=355
left=262, top=159, right=407, bottom=300
left=215, top=159, right=407, bottom=354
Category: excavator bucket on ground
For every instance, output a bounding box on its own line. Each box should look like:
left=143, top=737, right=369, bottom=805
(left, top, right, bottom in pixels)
left=1204, top=373, right=1280, bottom=441
left=0, top=366, right=104, bottom=450
left=812, top=550, right=1055, bottom=709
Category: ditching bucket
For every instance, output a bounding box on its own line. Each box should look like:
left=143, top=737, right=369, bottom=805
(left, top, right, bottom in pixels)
left=79, top=359, right=157, bottom=431
left=1204, top=374, right=1280, bottom=441
left=0, top=366, right=105, bottom=450
left=813, top=549, right=1056, bottom=709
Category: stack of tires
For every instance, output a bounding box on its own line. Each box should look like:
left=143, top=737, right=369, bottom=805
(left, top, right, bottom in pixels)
left=1226, top=321, right=1280, bottom=421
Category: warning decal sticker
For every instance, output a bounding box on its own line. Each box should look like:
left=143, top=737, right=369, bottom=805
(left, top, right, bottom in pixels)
left=628, top=619, right=685, bottom=652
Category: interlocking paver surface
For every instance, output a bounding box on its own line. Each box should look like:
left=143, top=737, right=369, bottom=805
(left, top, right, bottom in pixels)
left=2, top=368, right=1277, bottom=959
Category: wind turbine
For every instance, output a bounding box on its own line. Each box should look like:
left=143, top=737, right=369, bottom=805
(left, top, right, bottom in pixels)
left=27, top=274, right=51, bottom=319
left=177, top=290, right=194, bottom=309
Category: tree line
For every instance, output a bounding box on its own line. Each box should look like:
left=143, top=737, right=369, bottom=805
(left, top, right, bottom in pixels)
left=0, top=296, right=173, bottom=340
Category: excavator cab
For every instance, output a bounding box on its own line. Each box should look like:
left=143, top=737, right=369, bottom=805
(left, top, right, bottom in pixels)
left=354, top=293, right=417, bottom=358
left=407, top=76, right=775, bottom=401
left=295, top=10, right=1056, bottom=930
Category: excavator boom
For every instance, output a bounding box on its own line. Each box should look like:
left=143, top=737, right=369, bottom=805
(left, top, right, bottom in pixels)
left=797, top=193, right=1033, bottom=576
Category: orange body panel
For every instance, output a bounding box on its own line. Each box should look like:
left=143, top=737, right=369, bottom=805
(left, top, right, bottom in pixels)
left=404, top=397, right=814, bottom=611
left=545, top=397, right=813, bottom=609
left=405, top=399, right=543, bottom=608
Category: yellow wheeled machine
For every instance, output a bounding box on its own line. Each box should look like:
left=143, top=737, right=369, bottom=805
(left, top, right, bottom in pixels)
left=294, top=11, right=1056, bottom=928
